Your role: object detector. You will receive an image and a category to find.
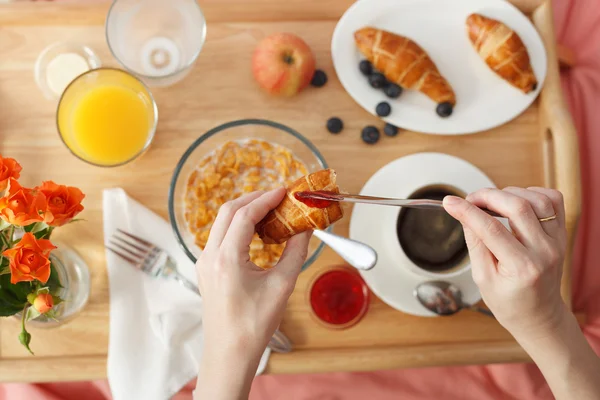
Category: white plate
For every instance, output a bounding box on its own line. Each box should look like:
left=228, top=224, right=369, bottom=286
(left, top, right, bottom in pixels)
left=349, top=153, right=507, bottom=316
left=331, top=0, right=547, bottom=135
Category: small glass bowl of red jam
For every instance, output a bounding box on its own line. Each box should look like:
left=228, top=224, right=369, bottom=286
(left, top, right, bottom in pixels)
left=308, top=267, right=370, bottom=329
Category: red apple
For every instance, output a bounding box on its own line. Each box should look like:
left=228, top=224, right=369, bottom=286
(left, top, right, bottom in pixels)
left=252, top=33, right=316, bottom=97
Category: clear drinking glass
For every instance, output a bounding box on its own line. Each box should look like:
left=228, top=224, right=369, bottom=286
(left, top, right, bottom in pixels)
left=106, top=0, right=207, bottom=87
left=57, top=68, right=158, bottom=167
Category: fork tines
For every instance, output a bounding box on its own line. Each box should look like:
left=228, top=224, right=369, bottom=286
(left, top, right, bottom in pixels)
left=106, top=229, right=156, bottom=268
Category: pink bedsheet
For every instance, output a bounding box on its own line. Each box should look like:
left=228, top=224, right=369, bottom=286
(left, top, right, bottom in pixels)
left=1, top=0, right=599, bottom=398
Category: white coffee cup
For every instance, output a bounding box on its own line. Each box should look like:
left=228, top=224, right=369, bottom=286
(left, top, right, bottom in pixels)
left=383, top=183, right=471, bottom=280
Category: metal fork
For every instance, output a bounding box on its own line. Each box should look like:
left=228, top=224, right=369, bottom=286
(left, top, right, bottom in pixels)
left=107, top=229, right=293, bottom=353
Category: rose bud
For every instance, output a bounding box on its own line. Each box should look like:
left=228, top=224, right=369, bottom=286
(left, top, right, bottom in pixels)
left=33, top=293, right=54, bottom=314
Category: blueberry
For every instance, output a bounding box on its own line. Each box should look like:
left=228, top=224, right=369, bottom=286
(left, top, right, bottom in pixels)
left=368, top=72, right=387, bottom=89
left=384, top=123, right=399, bottom=137
left=359, top=60, right=373, bottom=76
left=361, top=126, right=380, bottom=144
left=376, top=101, right=391, bottom=117
left=436, top=102, right=453, bottom=117
left=326, top=117, right=344, bottom=134
left=311, top=70, right=328, bottom=87
left=384, top=83, right=403, bottom=99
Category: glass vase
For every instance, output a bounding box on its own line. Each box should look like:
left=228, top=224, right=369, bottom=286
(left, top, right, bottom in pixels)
left=22, top=243, right=91, bottom=327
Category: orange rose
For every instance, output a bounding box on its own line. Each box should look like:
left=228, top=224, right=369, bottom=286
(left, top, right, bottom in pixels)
left=32, top=293, right=54, bottom=314
left=0, top=179, right=46, bottom=226
left=37, top=181, right=85, bottom=227
left=0, top=156, right=22, bottom=191
left=2, top=233, right=56, bottom=284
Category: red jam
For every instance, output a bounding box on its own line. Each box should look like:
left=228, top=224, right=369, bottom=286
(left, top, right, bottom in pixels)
left=294, top=190, right=338, bottom=209
left=309, top=269, right=369, bottom=327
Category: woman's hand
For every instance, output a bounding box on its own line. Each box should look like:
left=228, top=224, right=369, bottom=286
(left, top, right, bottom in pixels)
left=195, top=188, right=310, bottom=400
left=445, top=188, right=600, bottom=400
left=198, top=187, right=310, bottom=355
left=443, top=187, right=568, bottom=340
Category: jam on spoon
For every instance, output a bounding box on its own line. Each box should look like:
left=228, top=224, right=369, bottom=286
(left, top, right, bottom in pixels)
left=294, top=190, right=340, bottom=208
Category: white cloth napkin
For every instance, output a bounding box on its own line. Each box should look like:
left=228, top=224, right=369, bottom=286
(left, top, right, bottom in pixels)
left=103, top=188, right=270, bottom=400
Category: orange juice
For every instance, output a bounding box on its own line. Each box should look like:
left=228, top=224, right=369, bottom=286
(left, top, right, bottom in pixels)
left=58, top=69, right=157, bottom=166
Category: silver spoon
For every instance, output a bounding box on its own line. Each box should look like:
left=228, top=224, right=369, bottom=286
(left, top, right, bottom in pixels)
left=414, top=281, right=494, bottom=317
left=313, top=230, right=377, bottom=271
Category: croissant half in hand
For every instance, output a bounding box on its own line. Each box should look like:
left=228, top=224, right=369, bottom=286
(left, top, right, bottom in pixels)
left=354, top=27, right=456, bottom=114
left=466, top=14, right=538, bottom=93
left=256, top=169, right=344, bottom=245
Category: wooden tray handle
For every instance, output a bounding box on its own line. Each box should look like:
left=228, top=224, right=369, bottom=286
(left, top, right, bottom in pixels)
left=509, top=0, right=543, bottom=14
left=532, top=1, right=581, bottom=307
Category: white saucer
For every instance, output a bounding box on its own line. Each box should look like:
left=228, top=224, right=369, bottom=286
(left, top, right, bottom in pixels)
left=331, top=0, right=547, bottom=135
left=349, top=153, right=502, bottom=316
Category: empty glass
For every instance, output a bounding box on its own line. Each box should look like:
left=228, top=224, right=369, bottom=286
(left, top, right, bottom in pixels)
left=106, top=0, right=206, bottom=87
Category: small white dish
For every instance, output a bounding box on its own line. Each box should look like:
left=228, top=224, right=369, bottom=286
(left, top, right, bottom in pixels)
left=35, top=42, right=101, bottom=100
left=331, top=0, right=547, bottom=135
left=349, top=153, right=507, bottom=316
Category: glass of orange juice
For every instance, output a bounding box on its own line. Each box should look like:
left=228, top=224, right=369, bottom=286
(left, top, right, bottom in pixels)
left=57, top=68, right=158, bottom=167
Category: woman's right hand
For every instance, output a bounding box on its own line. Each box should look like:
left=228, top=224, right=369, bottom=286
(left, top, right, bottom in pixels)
left=443, top=187, right=568, bottom=340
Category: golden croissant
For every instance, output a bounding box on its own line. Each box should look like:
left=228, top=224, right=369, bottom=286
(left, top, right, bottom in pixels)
left=466, top=13, right=538, bottom=93
left=256, top=169, right=344, bottom=244
left=354, top=27, right=456, bottom=110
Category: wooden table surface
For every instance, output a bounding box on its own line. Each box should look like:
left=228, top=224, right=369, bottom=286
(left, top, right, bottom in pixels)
left=0, top=0, right=579, bottom=382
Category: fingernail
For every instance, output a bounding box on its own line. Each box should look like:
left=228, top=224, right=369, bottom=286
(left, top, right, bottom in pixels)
left=443, top=196, right=462, bottom=206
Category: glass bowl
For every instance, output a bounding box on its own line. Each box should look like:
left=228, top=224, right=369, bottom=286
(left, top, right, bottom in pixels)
left=168, top=119, right=330, bottom=270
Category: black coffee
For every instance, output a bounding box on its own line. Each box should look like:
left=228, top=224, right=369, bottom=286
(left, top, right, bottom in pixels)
left=396, top=186, right=468, bottom=272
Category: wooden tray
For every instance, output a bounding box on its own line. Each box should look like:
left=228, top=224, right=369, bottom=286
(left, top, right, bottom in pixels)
left=0, top=0, right=580, bottom=382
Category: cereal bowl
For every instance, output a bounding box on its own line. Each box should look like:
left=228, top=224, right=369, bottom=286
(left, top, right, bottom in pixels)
left=169, top=119, right=330, bottom=271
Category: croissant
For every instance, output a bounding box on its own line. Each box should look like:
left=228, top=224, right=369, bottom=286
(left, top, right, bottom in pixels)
left=466, top=14, right=537, bottom=93
left=354, top=27, right=456, bottom=109
left=256, top=169, right=344, bottom=245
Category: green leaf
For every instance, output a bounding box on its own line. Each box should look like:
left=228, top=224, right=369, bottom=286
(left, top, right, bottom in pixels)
left=0, top=269, right=34, bottom=318
left=23, top=222, right=49, bottom=234
left=33, top=222, right=49, bottom=233
left=18, top=328, right=33, bottom=355
left=51, top=295, right=64, bottom=306
left=0, top=274, right=32, bottom=303
left=36, top=287, right=49, bottom=295
left=0, top=265, right=10, bottom=276
left=0, top=285, right=26, bottom=315
left=0, top=219, right=10, bottom=232
left=25, top=306, right=41, bottom=322
left=0, top=305, right=22, bottom=316
left=23, top=223, right=37, bottom=233
left=33, top=228, right=50, bottom=240
left=0, top=281, right=27, bottom=304
left=0, top=290, right=24, bottom=307
left=0, top=279, right=30, bottom=316
left=45, top=310, right=59, bottom=322
left=47, top=263, right=63, bottom=290
left=0, top=233, right=10, bottom=252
